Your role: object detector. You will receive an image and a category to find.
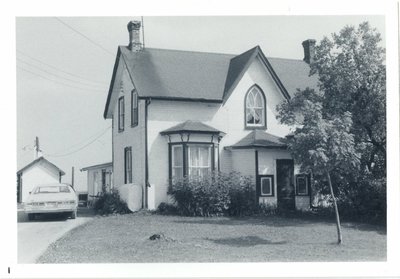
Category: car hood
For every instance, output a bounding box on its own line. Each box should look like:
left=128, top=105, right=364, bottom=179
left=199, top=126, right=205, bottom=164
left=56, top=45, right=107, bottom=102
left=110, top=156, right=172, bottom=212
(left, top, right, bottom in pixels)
left=27, top=193, right=77, bottom=203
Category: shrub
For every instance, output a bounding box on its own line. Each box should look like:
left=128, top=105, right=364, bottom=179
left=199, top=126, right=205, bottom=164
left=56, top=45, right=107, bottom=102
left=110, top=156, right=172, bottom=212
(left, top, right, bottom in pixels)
left=157, top=202, right=178, bottom=215
left=226, top=172, right=258, bottom=216
left=168, top=171, right=258, bottom=217
left=94, top=190, right=131, bottom=215
left=336, top=176, right=386, bottom=224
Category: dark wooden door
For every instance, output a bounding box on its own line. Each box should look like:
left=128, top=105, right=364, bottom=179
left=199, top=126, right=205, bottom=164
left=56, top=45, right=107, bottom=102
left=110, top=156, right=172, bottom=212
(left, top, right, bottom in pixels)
left=276, top=159, right=295, bottom=210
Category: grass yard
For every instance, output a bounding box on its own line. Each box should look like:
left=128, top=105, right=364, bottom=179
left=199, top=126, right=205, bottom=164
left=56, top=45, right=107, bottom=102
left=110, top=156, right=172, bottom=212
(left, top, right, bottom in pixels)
left=38, top=213, right=386, bottom=263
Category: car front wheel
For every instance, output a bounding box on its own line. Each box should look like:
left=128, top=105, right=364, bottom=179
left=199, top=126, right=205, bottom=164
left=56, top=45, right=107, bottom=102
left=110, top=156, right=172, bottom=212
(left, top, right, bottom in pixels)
left=28, top=213, right=35, bottom=221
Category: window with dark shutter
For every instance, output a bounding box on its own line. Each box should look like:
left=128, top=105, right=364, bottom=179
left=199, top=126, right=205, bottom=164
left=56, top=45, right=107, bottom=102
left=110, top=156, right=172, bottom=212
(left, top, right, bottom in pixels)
left=131, top=90, right=138, bottom=127
left=124, top=147, right=132, bottom=184
left=118, top=96, right=125, bottom=132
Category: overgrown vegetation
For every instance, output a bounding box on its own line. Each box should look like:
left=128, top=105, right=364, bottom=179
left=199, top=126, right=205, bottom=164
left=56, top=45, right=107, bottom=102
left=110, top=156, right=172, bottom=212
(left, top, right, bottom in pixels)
left=166, top=172, right=261, bottom=217
left=94, top=190, right=131, bottom=215
left=276, top=22, right=386, bottom=238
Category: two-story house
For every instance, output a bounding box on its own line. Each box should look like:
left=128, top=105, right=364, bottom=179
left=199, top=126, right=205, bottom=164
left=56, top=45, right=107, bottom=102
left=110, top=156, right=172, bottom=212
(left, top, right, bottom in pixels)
left=103, top=21, right=319, bottom=211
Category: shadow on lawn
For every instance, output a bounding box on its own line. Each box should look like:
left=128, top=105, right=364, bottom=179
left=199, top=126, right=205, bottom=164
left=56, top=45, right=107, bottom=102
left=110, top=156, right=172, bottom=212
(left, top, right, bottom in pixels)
left=206, top=235, right=287, bottom=247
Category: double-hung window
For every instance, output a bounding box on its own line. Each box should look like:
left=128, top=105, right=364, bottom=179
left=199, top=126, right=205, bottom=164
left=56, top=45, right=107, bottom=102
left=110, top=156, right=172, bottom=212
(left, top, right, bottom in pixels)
left=171, top=145, right=184, bottom=180
left=131, top=90, right=138, bottom=127
left=188, top=145, right=212, bottom=178
left=118, top=96, right=125, bottom=132
left=124, top=147, right=132, bottom=184
left=170, top=143, right=217, bottom=181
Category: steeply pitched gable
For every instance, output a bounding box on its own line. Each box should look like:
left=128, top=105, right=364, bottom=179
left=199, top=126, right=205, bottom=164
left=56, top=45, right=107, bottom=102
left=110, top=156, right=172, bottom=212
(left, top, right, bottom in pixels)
left=103, top=46, right=319, bottom=119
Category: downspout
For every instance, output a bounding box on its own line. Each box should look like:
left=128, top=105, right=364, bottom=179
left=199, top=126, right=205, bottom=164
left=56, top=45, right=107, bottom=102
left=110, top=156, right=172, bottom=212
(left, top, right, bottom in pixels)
left=144, top=98, right=151, bottom=209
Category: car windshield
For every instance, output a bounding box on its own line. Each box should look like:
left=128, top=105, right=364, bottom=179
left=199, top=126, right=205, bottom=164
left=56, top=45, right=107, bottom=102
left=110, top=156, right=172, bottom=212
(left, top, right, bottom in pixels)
left=34, top=186, right=71, bottom=194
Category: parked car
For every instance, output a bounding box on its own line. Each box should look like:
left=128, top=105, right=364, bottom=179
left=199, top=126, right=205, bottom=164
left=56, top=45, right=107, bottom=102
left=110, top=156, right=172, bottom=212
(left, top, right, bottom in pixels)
left=25, top=183, right=78, bottom=220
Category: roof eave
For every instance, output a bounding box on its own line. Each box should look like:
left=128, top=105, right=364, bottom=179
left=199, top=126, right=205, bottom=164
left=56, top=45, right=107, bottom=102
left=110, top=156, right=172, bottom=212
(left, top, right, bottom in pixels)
left=139, top=96, right=223, bottom=103
left=224, top=145, right=288, bottom=150
left=80, top=162, right=113, bottom=172
left=103, top=47, right=122, bottom=119
left=160, top=130, right=225, bottom=136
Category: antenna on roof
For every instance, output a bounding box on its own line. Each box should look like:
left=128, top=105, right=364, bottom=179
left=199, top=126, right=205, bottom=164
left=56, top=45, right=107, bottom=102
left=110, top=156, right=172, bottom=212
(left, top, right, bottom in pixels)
left=141, top=16, right=145, bottom=49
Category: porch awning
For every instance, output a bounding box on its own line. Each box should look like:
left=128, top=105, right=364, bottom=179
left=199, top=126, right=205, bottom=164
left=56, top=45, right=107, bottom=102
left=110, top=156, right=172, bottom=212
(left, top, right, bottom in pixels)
left=160, top=120, right=226, bottom=136
left=225, top=130, right=287, bottom=150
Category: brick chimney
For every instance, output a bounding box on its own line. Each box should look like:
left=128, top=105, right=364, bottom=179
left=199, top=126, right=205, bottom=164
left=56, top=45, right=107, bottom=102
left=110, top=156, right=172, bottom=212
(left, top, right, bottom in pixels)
left=127, top=20, right=142, bottom=51
left=302, top=39, right=316, bottom=64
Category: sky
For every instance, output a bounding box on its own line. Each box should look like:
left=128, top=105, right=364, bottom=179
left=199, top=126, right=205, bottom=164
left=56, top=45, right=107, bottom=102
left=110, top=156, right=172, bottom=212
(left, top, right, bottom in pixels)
left=16, top=16, right=385, bottom=192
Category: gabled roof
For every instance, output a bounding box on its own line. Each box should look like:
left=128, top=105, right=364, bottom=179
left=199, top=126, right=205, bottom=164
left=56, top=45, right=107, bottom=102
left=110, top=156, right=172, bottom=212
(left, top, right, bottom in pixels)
left=160, top=120, right=225, bottom=136
left=17, top=156, right=65, bottom=175
left=225, top=130, right=287, bottom=150
left=222, top=46, right=291, bottom=102
left=104, top=46, right=319, bottom=119
left=80, top=162, right=113, bottom=172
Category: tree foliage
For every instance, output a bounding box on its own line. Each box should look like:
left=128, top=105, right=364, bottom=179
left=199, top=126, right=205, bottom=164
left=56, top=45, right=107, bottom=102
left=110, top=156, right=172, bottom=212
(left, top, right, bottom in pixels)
left=276, top=22, right=386, bottom=241
left=311, top=22, right=386, bottom=176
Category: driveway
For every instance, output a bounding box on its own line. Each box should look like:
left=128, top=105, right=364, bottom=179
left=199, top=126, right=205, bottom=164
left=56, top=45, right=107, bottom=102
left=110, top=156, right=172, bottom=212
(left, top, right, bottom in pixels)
left=18, top=210, right=93, bottom=263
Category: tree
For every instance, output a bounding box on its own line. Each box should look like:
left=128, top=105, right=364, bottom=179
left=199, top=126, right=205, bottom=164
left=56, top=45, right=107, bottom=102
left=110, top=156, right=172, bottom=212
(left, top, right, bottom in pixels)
left=311, top=22, right=386, bottom=176
left=277, top=88, right=360, bottom=244
left=277, top=22, right=386, bottom=241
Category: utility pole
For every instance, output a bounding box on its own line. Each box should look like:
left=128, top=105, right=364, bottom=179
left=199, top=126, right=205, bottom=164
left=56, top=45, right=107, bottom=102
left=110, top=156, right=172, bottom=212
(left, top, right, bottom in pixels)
left=71, top=166, right=75, bottom=189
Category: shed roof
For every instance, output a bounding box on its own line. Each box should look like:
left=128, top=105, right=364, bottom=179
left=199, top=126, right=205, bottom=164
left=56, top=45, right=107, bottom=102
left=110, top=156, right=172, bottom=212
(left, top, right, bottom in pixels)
left=160, top=120, right=225, bottom=135
left=104, top=46, right=319, bottom=118
left=225, top=130, right=287, bottom=150
left=17, top=157, right=66, bottom=175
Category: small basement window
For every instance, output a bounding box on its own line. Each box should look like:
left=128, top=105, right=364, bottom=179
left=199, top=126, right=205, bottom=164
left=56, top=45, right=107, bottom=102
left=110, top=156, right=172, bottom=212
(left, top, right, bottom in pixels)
left=296, top=174, right=309, bottom=195
left=258, top=175, right=274, bottom=197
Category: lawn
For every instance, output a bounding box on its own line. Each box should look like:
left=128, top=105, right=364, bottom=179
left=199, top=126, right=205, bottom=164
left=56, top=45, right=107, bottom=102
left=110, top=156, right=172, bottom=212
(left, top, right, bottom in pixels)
left=38, top=213, right=386, bottom=263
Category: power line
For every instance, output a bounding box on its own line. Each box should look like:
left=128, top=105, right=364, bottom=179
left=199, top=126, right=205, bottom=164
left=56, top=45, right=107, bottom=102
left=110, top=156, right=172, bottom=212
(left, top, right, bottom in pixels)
left=45, top=125, right=111, bottom=157
left=18, top=66, right=104, bottom=92
left=16, top=49, right=108, bottom=86
left=55, top=124, right=112, bottom=153
left=17, top=58, right=105, bottom=90
left=54, top=17, right=115, bottom=57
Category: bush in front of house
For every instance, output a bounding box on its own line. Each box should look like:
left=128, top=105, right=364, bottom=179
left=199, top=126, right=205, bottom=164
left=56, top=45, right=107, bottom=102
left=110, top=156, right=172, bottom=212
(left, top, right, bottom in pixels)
left=336, top=175, right=386, bottom=224
left=167, top=171, right=258, bottom=217
left=93, top=190, right=131, bottom=215
left=156, top=202, right=178, bottom=215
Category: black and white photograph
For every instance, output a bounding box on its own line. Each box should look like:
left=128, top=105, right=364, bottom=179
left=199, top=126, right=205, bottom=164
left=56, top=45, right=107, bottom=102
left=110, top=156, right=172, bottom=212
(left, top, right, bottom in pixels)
left=1, top=0, right=400, bottom=278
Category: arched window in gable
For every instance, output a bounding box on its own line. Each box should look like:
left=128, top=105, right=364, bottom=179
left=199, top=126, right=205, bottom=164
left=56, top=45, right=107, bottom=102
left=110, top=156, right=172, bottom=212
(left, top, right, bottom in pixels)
left=245, top=85, right=266, bottom=128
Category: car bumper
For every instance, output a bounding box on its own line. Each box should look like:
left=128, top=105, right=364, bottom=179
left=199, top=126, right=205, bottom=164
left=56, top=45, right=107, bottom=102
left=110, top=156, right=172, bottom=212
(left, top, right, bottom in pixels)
left=25, top=206, right=77, bottom=214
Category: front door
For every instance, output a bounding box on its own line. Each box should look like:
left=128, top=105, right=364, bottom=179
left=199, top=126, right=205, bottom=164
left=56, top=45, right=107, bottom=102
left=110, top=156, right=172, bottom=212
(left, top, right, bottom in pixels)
left=276, top=159, right=295, bottom=210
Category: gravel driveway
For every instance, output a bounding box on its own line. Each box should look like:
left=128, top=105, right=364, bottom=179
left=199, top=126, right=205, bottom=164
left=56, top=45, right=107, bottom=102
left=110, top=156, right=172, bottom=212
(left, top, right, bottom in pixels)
left=18, top=210, right=93, bottom=263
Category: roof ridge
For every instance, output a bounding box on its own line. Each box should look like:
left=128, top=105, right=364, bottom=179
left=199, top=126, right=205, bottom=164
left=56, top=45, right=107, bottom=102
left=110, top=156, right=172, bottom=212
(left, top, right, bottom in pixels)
left=119, top=46, right=236, bottom=57
left=267, top=56, right=304, bottom=62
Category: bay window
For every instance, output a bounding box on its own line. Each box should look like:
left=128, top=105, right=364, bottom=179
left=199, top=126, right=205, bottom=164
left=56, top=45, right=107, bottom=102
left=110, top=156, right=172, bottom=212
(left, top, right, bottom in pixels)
left=169, top=143, right=217, bottom=180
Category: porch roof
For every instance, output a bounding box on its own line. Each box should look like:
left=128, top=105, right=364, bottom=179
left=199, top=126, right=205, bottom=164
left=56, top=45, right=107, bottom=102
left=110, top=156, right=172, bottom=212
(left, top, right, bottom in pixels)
left=225, top=130, right=287, bottom=150
left=80, top=162, right=113, bottom=172
left=160, top=120, right=225, bottom=136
